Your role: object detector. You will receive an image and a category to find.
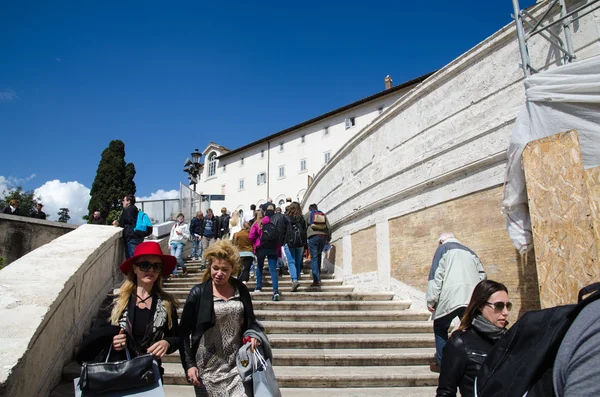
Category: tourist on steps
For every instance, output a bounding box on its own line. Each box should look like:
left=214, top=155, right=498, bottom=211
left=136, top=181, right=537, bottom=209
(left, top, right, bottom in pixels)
left=249, top=207, right=282, bottom=301
left=436, top=280, right=510, bottom=397
left=179, top=240, right=262, bottom=397
left=76, top=242, right=180, bottom=379
left=283, top=201, right=307, bottom=292
left=426, top=232, right=486, bottom=372
left=232, top=221, right=255, bottom=283
left=169, top=213, right=190, bottom=277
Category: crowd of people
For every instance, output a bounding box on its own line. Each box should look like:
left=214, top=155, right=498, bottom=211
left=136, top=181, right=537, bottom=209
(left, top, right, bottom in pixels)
left=2, top=199, right=48, bottom=219
left=75, top=195, right=597, bottom=397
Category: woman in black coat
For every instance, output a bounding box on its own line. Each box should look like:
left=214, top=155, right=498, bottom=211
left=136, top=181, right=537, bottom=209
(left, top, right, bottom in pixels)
left=179, top=239, right=262, bottom=397
left=436, top=280, right=511, bottom=397
left=76, top=242, right=180, bottom=377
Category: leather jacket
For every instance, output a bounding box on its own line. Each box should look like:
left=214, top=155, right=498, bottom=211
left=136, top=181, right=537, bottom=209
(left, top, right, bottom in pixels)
left=179, top=278, right=259, bottom=372
left=437, top=327, right=496, bottom=397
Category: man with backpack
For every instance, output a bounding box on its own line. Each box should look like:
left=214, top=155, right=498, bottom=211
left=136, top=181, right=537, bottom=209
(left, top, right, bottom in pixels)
left=304, top=203, right=331, bottom=288
left=218, top=207, right=231, bottom=240
left=284, top=202, right=307, bottom=292
left=112, top=194, right=143, bottom=259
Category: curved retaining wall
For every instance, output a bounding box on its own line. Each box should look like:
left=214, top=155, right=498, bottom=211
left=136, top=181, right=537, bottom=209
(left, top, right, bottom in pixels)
left=0, top=225, right=124, bottom=397
left=303, top=0, right=600, bottom=316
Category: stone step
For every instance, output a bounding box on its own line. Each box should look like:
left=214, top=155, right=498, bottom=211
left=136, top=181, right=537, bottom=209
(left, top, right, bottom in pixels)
left=278, top=387, right=438, bottom=397
left=162, top=347, right=435, bottom=366
left=260, top=321, right=432, bottom=334
left=252, top=300, right=412, bottom=311
left=163, top=273, right=337, bottom=286
left=166, top=285, right=355, bottom=295
left=268, top=333, right=435, bottom=349
left=161, top=363, right=438, bottom=387
left=254, top=309, right=430, bottom=322
left=249, top=291, right=393, bottom=301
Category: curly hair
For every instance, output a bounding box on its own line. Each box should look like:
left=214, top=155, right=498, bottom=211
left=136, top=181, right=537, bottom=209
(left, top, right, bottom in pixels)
left=201, top=239, right=241, bottom=282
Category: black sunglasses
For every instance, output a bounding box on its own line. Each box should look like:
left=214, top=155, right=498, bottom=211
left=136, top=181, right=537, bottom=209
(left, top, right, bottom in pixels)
left=135, top=261, right=163, bottom=273
left=486, top=301, right=512, bottom=311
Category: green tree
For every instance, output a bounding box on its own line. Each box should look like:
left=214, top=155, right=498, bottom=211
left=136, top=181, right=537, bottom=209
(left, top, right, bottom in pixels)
left=87, top=140, right=137, bottom=222
left=57, top=208, right=70, bottom=223
left=0, top=186, right=42, bottom=217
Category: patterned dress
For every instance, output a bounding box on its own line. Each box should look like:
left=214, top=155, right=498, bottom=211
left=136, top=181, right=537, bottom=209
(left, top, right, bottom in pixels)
left=194, top=290, right=246, bottom=397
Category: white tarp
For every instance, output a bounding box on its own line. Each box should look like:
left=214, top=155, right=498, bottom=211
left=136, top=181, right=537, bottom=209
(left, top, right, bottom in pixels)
left=502, top=55, right=600, bottom=253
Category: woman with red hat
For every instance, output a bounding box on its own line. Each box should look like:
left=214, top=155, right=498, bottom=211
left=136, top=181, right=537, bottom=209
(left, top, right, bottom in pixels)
left=76, top=241, right=181, bottom=378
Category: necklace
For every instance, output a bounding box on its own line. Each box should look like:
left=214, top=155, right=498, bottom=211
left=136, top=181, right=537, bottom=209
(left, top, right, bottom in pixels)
left=136, top=294, right=152, bottom=308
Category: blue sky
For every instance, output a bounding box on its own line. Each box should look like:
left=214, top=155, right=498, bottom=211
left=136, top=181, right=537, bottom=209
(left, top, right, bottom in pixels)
left=0, top=0, right=535, bottom=221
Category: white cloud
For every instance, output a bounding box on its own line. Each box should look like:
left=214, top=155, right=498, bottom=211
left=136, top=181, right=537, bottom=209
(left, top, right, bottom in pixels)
left=137, top=189, right=179, bottom=201
left=34, top=180, right=91, bottom=224
left=0, top=89, right=18, bottom=102
left=0, top=174, right=37, bottom=198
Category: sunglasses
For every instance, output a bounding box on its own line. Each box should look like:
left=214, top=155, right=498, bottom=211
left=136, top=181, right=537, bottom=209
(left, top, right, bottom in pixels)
left=486, top=301, right=513, bottom=311
left=135, top=261, right=163, bottom=273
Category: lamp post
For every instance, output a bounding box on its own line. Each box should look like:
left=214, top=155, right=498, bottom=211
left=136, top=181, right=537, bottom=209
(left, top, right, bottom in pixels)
left=184, top=148, right=203, bottom=192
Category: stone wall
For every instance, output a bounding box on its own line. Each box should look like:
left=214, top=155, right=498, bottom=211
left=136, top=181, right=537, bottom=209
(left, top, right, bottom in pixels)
left=0, top=213, right=78, bottom=266
left=388, top=186, right=540, bottom=317
left=0, top=225, right=124, bottom=397
left=302, top=0, right=599, bottom=314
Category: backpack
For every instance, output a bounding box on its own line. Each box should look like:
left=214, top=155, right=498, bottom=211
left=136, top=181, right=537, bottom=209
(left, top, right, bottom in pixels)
left=474, top=282, right=600, bottom=397
left=310, top=210, right=327, bottom=230
left=259, top=221, right=280, bottom=249
left=133, top=210, right=153, bottom=237
left=286, top=218, right=306, bottom=248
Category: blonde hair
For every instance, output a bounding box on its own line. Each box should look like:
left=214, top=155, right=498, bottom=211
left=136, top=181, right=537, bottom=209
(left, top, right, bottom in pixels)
left=230, top=211, right=240, bottom=227
left=110, top=269, right=178, bottom=328
left=201, top=240, right=241, bottom=283
left=255, top=209, right=264, bottom=230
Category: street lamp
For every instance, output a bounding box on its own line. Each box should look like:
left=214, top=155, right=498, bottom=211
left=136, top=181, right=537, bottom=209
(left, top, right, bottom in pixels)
left=184, top=148, right=203, bottom=192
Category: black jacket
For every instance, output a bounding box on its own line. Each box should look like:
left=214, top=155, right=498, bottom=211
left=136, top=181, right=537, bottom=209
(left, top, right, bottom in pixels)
left=200, top=216, right=219, bottom=239
left=179, top=278, right=259, bottom=372
left=2, top=206, right=18, bottom=215
left=118, top=205, right=138, bottom=241
left=218, top=214, right=230, bottom=237
left=30, top=210, right=47, bottom=220
left=189, top=216, right=203, bottom=236
left=76, top=293, right=180, bottom=374
left=437, top=327, right=497, bottom=397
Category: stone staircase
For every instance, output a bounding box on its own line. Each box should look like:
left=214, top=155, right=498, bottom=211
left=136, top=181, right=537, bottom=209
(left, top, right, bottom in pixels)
left=51, top=259, right=438, bottom=396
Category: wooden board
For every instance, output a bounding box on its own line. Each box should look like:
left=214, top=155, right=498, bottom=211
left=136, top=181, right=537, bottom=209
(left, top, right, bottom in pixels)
left=585, top=166, right=600, bottom=258
left=523, top=130, right=599, bottom=308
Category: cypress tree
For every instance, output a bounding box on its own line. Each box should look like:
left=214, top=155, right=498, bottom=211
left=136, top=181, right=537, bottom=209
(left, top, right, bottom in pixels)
left=87, top=140, right=136, bottom=221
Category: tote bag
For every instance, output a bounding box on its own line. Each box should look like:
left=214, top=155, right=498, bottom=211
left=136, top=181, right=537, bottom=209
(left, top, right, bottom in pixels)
left=252, top=350, right=282, bottom=397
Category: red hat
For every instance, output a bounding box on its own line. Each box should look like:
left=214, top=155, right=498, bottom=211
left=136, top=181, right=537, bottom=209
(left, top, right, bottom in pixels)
left=119, top=241, right=177, bottom=277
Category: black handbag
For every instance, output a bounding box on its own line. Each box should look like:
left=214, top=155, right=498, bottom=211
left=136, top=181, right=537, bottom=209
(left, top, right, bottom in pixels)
left=78, top=346, right=156, bottom=395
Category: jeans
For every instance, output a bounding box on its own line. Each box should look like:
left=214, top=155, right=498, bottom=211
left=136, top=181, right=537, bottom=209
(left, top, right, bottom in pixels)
left=239, top=256, right=253, bottom=282
left=283, top=245, right=304, bottom=282
left=307, top=235, right=326, bottom=282
left=191, top=236, right=202, bottom=258
left=125, top=237, right=143, bottom=259
left=255, top=249, right=278, bottom=292
left=170, top=242, right=186, bottom=275
left=433, top=306, right=466, bottom=364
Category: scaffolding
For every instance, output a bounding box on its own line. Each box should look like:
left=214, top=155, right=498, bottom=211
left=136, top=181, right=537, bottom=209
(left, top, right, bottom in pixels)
left=512, top=0, right=600, bottom=77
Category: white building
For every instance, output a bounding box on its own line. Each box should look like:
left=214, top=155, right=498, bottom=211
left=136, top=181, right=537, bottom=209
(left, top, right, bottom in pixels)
left=193, top=73, right=433, bottom=216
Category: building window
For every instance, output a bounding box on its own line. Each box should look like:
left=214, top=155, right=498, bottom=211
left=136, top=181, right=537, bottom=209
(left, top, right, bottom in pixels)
left=278, top=165, right=285, bottom=179
left=301, top=135, right=305, bottom=144
left=345, top=117, right=356, bottom=129
left=300, top=158, right=307, bottom=172
left=324, top=126, right=329, bottom=136
left=378, top=106, right=384, bottom=114
left=257, top=172, right=266, bottom=185
left=279, top=142, right=284, bottom=152
left=208, top=152, right=217, bottom=177
left=324, top=151, right=331, bottom=164
left=241, top=157, right=244, bottom=166
left=239, top=178, right=245, bottom=190
left=260, top=149, right=264, bottom=159
left=221, top=184, right=226, bottom=194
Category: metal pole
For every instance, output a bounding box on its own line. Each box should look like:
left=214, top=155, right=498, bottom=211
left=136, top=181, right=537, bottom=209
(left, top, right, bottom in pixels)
left=512, top=0, right=531, bottom=78
left=559, top=0, right=575, bottom=62
left=163, top=200, right=166, bottom=223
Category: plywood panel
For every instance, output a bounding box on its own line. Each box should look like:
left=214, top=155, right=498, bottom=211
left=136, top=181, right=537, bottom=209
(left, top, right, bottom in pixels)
left=523, top=130, right=599, bottom=308
left=351, top=226, right=378, bottom=273
left=585, top=166, right=600, bottom=258
left=389, top=186, right=540, bottom=318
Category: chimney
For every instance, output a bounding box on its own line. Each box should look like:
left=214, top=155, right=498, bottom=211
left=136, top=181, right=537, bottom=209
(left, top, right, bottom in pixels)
left=384, top=75, right=393, bottom=90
